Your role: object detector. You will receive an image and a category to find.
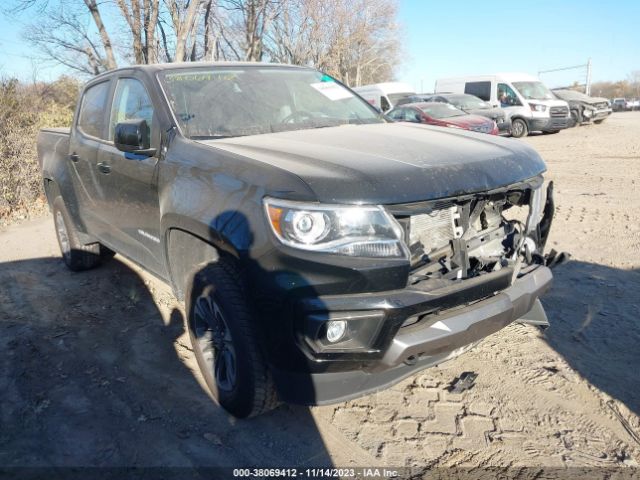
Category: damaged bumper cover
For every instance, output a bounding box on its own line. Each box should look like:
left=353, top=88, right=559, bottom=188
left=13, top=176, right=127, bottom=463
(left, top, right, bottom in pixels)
left=275, top=265, right=552, bottom=405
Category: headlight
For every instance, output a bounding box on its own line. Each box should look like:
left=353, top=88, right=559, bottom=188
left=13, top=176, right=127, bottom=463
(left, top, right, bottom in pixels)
left=528, top=103, right=547, bottom=112
left=264, top=197, right=407, bottom=258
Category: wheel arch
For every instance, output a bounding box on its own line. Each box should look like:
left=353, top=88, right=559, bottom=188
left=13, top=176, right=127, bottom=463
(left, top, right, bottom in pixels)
left=163, top=217, right=240, bottom=301
left=509, top=116, right=529, bottom=137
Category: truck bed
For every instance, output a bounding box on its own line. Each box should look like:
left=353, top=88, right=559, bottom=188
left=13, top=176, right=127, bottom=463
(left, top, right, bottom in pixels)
left=37, top=128, right=71, bottom=174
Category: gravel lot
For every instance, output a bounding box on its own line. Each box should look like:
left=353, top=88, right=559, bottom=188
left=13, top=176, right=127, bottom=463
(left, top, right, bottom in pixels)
left=1, top=112, right=639, bottom=477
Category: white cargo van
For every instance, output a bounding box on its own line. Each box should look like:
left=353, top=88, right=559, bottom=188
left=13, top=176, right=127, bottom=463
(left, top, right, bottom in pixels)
left=435, top=73, right=570, bottom=137
left=352, top=82, right=416, bottom=112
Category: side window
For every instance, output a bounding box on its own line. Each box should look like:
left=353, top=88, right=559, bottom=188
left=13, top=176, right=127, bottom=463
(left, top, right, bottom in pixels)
left=109, top=78, right=154, bottom=141
left=380, top=96, right=390, bottom=112
left=497, top=83, right=522, bottom=107
left=77, top=81, right=110, bottom=139
left=464, top=81, right=491, bottom=101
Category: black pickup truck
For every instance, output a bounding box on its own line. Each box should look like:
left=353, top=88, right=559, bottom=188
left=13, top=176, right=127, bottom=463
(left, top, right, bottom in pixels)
left=38, top=63, right=554, bottom=418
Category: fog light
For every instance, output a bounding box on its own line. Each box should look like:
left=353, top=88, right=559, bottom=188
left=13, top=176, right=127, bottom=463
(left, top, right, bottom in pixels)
left=326, top=320, right=347, bottom=343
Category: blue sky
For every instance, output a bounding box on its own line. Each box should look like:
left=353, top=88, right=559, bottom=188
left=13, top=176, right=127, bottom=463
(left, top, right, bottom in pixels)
left=396, top=0, right=640, bottom=91
left=0, top=0, right=639, bottom=88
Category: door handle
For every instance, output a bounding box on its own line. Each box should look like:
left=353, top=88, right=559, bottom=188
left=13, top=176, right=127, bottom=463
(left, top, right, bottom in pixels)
left=97, top=162, right=111, bottom=174
left=69, top=153, right=79, bottom=162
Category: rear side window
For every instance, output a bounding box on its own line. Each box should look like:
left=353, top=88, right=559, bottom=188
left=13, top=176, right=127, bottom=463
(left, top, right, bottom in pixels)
left=464, top=81, right=491, bottom=101
left=77, top=82, right=110, bottom=139
left=109, top=78, right=154, bottom=141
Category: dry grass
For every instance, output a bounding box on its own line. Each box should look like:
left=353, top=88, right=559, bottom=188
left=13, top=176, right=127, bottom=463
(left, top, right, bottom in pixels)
left=0, top=76, right=79, bottom=222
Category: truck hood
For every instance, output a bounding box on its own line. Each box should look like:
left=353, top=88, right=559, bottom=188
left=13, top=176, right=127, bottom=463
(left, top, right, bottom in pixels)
left=196, top=123, right=546, bottom=204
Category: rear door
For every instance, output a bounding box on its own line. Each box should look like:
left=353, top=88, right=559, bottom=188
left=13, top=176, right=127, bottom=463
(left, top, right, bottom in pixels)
left=95, top=74, right=164, bottom=275
left=68, top=79, right=113, bottom=232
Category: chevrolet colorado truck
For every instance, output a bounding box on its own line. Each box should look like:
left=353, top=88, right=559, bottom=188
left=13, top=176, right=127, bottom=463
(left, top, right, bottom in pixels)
left=37, top=63, right=555, bottom=418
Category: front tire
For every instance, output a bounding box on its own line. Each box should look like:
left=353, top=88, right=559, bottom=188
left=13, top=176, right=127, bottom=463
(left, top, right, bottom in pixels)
left=186, top=259, right=278, bottom=418
left=571, top=109, right=583, bottom=126
left=52, top=197, right=102, bottom=271
left=510, top=118, right=528, bottom=138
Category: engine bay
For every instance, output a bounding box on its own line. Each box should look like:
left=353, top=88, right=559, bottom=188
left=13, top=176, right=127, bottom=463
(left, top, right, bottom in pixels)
left=392, top=177, right=554, bottom=286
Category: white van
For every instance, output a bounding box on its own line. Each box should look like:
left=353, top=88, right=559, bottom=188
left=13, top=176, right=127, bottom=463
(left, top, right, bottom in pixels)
left=352, top=82, right=416, bottom=112
left=435, top=73, right=570, bottom=137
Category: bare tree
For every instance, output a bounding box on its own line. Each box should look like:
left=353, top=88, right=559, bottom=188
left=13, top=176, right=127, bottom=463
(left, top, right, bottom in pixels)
left=84, top=0, right=118, bottom=69
left=115, top=0, right=161, bottom=64
left=267, top=0, right=401, bottom=86
left=28, top=5, right=116, bottom=75
left=219, top=0, right=280, bottom=61
left=17, top=0, right=402, bottom=81
left=14, top=0, right=117, bottom=74
left=165, top=0, right=203, bottom=62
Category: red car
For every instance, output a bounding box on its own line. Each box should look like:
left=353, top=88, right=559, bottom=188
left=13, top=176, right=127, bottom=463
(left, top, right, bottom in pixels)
left=388, top=102, right=499, bottom=135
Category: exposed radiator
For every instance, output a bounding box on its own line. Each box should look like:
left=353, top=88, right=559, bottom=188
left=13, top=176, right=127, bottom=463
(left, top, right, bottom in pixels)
left=409, top=202, right=462, bottom=253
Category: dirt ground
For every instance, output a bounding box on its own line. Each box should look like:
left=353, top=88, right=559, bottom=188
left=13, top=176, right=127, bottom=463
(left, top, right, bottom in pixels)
left=1, top=113, right=639, bottom=478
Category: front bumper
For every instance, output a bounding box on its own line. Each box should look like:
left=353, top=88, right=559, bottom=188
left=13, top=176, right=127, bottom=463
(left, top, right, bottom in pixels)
left=497, top=118, right=512, bottom=135
left=589, top=108, right=612, bottom=121
left=530, top=116, right=570, bottom=132
left=272, top=265, right=553, bottom=405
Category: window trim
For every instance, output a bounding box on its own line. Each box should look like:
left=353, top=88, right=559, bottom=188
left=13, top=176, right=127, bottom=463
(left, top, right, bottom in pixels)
left=107, top=76, right=156, bottom=144
left=75, top=79, right=113, bottom=143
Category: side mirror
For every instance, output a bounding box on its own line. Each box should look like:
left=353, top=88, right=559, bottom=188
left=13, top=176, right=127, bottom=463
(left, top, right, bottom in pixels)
left=114, top=119, right=156, bottom=156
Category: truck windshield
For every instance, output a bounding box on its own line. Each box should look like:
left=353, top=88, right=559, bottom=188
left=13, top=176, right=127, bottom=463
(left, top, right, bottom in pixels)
left=158, top=67, right=383, bottom=139
left=512, top=81, right=555, bottom=101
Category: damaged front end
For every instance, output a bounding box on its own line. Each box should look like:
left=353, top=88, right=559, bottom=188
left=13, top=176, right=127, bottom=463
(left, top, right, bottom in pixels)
left=390, top=175, right=556, bottom=328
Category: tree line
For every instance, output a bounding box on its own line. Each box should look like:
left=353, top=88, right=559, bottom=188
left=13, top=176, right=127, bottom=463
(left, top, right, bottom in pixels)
left=11, top=0, right=402, bottom=87
left=590, top=71, right=640, bottom=99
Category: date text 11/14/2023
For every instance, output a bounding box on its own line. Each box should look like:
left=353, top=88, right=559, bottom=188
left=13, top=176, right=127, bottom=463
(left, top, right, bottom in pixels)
left=232, top=468, right=400, bottom=478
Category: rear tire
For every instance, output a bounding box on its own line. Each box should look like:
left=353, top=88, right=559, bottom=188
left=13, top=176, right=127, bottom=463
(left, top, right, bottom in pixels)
left=52, top=197, right=102, bottom=271
left=510, top=118, right=528, bottom=138
left=186, top=258, right=279, bottom=418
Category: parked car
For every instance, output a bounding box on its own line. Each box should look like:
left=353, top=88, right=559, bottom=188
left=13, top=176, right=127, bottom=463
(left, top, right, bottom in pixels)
left=435, top=73, right=571, bottom=138
left=612, top=98, right=629, bottom=111
left=352, top=82, right=416, bottom=112
left=394, top=94, right=433, bottom=106
left=37, top=63, right=554, bottom=418
left=552, top=89, right=612, bottom=125
left=388, top=101, right=499, bottom=135
left=421, top=93, right=511, bottom=134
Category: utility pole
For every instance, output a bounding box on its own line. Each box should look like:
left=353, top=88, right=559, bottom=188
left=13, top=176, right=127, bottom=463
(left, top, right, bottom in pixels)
left=586, top=58, right=592, bottom=95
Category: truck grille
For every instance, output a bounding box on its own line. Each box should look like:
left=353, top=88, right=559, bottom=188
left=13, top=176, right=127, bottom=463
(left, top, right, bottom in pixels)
left=550, top=106, right=569, bottom=117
